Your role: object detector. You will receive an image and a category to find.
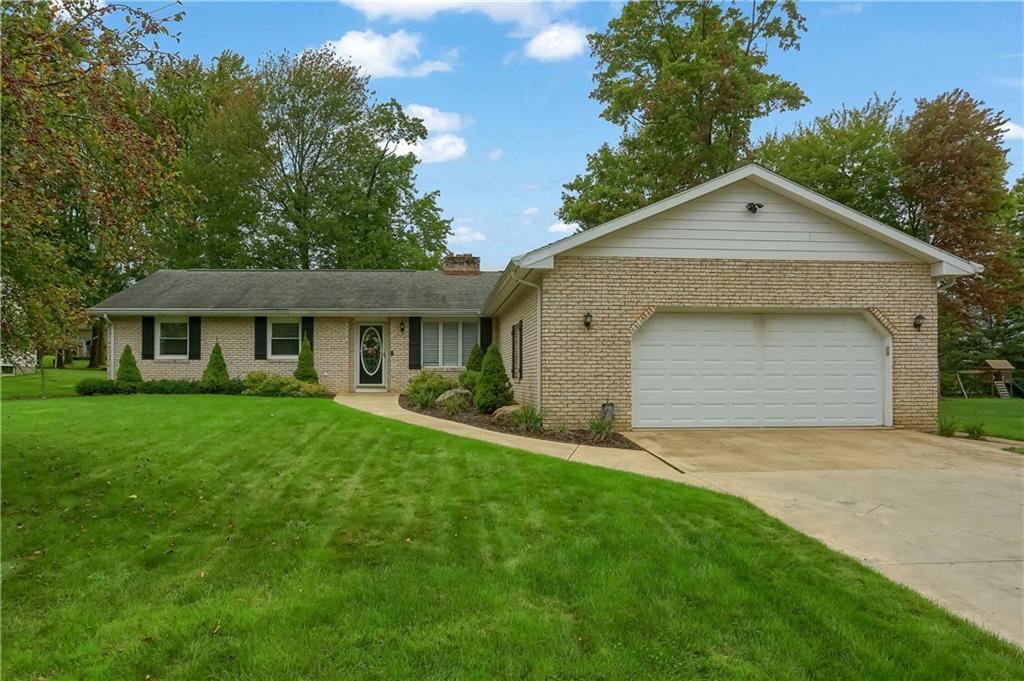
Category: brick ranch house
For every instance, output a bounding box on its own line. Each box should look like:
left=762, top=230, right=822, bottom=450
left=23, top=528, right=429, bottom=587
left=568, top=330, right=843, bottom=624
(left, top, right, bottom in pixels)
left=91, top=165, right=980, bottom=431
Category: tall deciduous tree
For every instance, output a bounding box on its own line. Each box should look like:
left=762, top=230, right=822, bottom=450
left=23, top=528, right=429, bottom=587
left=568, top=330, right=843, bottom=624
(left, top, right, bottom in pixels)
left=559, top=0, right=807, bottom=229
left=1, top=0, right=185, bottom=364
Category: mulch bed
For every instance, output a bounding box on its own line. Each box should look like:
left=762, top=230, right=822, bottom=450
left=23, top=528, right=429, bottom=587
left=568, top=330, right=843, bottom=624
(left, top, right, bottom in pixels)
left=398, top=394, right=642, bottom=450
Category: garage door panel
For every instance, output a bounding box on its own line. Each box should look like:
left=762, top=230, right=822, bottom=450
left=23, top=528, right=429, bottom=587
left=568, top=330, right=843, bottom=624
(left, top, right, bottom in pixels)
left=632, top=312, right=886, bottom=428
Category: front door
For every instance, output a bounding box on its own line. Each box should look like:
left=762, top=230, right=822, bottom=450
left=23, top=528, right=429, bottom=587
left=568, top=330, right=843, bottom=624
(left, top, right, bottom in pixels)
left=357, top=324, right=385, bottom=386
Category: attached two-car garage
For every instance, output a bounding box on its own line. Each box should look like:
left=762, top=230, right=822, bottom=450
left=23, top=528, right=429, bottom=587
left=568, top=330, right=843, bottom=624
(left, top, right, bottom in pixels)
left=632, top=312, right=890, bottom=428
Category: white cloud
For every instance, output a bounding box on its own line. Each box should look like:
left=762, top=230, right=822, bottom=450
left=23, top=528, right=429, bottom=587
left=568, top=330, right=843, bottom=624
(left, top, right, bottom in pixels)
left=524, top=23, right=587, bottom=61
left=325, top=29, right=453, bottom=78
left=547, top=221, right=578, bottom=235
left=1000, top=121, right=1024, bottom=140
left=522, top=206, right=539, bottom=217
left=822, top=3, right=864, bottom=16
left=487, top=148, right=504, bottom=161
left=395, top=133, right=467, bottom=163
left=449, top=225, right=486, bottom=244
left=341, top=1, right=567, bottom=35
left=406, top=104, right=465, bottom=132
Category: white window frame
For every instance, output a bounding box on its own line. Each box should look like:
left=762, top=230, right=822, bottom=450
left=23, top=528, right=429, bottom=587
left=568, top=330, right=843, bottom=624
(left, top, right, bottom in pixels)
left=421, top=319, right=480, bottom=369
left=156, top=317, right=189, bottom=359
left=268, top=316, right=301, bottom=359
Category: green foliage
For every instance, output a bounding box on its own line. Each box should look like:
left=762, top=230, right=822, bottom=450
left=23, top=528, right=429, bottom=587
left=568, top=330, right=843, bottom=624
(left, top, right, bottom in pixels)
left=458, top=369, right=481, bottom=394
left=560, top=0, right=807, bottom=229
left=294, top=336, right=319, bottom=383
left=115, top=345, right=143, bottom=383
left=963, top=422, right=987, bottom=440
left=242, top=372, right=328, bottom=398
left=465, top=344, right=484, bottom=371
left=588, top=418, right=615, bottom=442
left=76, top=377, right=244, bottom=396
left=474, top=345, right=514, bottom=414
left=407, top=371, right=456, bottom=409
left=202, top=342, right=231, bottom=386
left=510, top=405, right=544, bottom=433
left=937, top=415, right=959, bottom=438
left=441, top=393, right=472, bottom=415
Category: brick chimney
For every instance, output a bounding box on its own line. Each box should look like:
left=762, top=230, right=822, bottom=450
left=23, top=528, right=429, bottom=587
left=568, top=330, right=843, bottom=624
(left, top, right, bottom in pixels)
left=442, top=252, right=480, bottom=275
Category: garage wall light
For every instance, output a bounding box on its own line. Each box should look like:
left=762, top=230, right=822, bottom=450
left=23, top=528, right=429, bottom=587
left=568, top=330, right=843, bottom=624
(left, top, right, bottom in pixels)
left=913, top=314, right=926, bottom=331
left=583, top=312, right=593, bottom=329
left=746, top=202, right=764, bottom=213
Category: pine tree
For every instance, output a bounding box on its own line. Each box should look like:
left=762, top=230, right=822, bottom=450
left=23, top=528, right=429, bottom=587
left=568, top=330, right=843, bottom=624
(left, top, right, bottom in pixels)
left=294, top=335, right=318, bottom=383
left=465, top=343, right=483, bottom=371
left=474, top=344, right=513, bottom=413
left=202, top=341, right=230, bottom=385
left=115, top=345, right=142, bottom=383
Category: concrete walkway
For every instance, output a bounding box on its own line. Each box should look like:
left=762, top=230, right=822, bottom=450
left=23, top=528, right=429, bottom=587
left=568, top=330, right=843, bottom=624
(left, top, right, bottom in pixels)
left=333, top=393, right=686, bottom=482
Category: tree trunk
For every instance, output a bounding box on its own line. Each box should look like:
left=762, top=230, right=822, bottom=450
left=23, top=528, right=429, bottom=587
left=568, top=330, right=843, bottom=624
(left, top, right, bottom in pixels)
left=88, top=321, right=104, bottom=368
left=55, top=351, right=64, bottom=368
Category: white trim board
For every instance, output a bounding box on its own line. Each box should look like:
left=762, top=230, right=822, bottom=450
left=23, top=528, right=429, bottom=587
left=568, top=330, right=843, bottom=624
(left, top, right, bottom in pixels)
left=516, top=164, right=981, bottom=279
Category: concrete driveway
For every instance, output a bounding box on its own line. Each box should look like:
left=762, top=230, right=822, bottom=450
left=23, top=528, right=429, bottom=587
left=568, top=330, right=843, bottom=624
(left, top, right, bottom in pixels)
left=627, top=428, right=1024, bottom=647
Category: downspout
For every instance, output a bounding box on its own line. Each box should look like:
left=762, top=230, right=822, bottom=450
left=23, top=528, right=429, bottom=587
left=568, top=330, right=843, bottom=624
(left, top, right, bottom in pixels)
left=511, top=274, right=542, bottom=409
left=102, top=314, right=113, bottom=379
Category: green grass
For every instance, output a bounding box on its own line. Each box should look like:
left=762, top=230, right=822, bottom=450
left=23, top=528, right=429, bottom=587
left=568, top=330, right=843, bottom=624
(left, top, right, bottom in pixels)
left=3, top=396, right=1021, bottom=680
left=1, top=364, right=104, bottom=400
left=940, top=398, right=1024, bottom=441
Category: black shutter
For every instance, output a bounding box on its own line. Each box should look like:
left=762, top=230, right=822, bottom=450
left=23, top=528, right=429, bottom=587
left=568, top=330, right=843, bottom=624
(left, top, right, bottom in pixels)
left=188, top=317, right=201, bottom=360
left=480, top=317, right=493, bottom=351
left=141, top=316, right=155, bottom=360
left=301, top=317, right=314, bottom=350
left=408, top=317, right=421, bottom=369
left=254, top=317, right=267, bottom=360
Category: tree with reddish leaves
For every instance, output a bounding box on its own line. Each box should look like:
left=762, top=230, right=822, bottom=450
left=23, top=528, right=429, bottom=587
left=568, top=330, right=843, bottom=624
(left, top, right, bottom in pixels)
left=1, top=0, right=187, bottom=386
left=900, top=89, right=1021, bottom=325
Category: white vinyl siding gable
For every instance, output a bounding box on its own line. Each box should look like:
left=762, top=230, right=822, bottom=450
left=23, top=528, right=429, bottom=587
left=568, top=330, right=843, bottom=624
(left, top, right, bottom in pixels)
left=570, top=180, right=918, bottom=263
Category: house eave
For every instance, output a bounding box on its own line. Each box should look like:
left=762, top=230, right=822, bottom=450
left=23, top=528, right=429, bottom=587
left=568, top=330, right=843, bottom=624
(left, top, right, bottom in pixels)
left=89, top=307, right=486, bottom=317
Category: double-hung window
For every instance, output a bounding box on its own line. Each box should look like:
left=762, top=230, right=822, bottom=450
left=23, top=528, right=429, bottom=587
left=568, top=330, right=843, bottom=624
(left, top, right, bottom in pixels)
left=157, top=318, right=188, bottom=358
left=421, top=319, right=479, bottom=368
left=269, top=317, right=300, bottom=358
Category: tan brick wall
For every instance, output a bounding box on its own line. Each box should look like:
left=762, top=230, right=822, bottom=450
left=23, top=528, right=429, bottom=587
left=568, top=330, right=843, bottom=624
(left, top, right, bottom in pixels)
left=108, top=316, right=352, bottom=393
left=494, top=286, right=540, bottom=406
left=540, top=257, right=938, bottom=431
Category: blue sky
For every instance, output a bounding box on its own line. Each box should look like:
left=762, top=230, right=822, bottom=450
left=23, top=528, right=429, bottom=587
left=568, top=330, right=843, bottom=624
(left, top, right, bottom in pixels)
left=146, top=1, right=1024, bottom=270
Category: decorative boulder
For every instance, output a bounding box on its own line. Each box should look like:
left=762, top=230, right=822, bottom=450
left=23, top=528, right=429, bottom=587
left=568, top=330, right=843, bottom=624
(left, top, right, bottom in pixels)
left=491, top=404, right=523, bottom=421
left=435, top=388, right=472, bottom=406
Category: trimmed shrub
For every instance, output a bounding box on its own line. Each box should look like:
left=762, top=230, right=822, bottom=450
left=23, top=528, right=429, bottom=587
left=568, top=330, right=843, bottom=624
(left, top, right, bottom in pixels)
left=474, top=345, right=513, bottom=414
left=76, top=378, right=125, bottom=395
left=242, top=371, right=328, bottom=398
left=465, top=343, right=484, bottom=371
left=294, top=336, right=319, bottom=384
left=458, top=369, right=480, bottom=394
left=510, top=405, right=544, bottom=433
left=115, top=345, right=142, bottom=383
left=407, top=370, right=456, bottom=409
left=441, top=393, right=472, bottom=415
left=202, top=342, right=231, bottom=386
left=76, top=377, right=244, bottom=396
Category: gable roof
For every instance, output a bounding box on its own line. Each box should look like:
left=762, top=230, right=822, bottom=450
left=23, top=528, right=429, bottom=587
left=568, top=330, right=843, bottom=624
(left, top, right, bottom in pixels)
left=514, top=164, right=982, bottom=278
left=91, top=269, right=501, bottom=316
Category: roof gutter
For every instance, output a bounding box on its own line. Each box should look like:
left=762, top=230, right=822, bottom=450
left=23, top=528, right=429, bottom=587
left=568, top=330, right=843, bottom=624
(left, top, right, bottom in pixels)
left=88, top=307, right=487, bottom=317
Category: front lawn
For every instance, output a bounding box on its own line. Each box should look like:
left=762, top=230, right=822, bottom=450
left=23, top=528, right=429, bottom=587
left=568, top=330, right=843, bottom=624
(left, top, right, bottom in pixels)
left=3, top=396, right=1021, bottom=679
left=940, top=397, right=1024, bottom=441
left=1, top=365, right=104, bottom=400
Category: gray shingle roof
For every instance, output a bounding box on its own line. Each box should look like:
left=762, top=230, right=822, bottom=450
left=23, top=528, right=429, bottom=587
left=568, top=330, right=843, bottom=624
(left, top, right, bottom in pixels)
left=91, top=269, right=502, bottom=315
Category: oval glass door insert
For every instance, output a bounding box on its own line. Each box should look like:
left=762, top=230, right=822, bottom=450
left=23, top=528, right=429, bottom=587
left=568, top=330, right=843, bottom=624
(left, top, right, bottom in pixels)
left=360, top=326, right=382, bottom=376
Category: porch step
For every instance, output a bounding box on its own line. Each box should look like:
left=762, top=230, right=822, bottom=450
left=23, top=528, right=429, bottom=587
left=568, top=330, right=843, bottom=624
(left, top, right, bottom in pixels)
left=994, top=381, right=1011, bottom=399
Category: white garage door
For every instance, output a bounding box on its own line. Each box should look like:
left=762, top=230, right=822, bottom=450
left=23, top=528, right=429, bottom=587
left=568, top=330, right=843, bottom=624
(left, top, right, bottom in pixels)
left=632, top=312, right=887, bottom=428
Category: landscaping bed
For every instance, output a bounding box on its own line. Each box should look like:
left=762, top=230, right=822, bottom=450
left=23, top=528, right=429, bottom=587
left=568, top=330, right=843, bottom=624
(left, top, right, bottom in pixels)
left=399, top=394, right=642, bottom=450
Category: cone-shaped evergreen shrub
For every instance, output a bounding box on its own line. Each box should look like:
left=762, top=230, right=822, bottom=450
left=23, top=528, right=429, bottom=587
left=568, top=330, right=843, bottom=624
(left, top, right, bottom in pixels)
left=115, top=345, right=142, bottom=383
left=465, top=343, right=484, bottom=371
left=474, top=344, right=513, bottom=413
left=294, top=335, right=319, bottom=383
left=202, top=342, right=230, bottom=385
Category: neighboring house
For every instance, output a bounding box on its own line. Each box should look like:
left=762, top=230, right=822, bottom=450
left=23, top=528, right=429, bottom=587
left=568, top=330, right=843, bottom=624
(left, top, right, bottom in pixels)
left=1, top=350, right=35, bottom=376
left=91, top=165, right=980, bottom=431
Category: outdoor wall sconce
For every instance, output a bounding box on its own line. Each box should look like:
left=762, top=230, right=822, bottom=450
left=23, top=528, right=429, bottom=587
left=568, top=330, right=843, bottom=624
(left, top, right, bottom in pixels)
left=399, top=320, right=405, bottom=334
left=746, top=202, right=764, bottom=213
left=913, top=314, right=926, bottom=331
left=583, top=312, right=593, bottom=329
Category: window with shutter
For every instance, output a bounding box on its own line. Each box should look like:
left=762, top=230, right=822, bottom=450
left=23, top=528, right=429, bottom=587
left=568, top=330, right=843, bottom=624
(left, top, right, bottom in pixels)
left=420, top=319, right=480, bottom=367
left=422, top=321, right=440, bottom=366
